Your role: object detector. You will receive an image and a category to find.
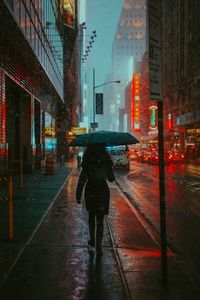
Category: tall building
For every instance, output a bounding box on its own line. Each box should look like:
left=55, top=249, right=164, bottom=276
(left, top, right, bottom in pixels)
left=0, top=0, right=64, bottom=171
left=163, top=0, right=200, bottom=163
left=109, top=0, right=147, bottom=131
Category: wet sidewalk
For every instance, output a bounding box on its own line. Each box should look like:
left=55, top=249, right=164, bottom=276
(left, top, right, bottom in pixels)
left=0, top=163, right=200, bottom=299
left=0, top=160, right=73, bottom=285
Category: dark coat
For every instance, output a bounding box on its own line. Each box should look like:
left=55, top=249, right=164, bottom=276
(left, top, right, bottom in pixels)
left=76, top=153, right=115, bottom=215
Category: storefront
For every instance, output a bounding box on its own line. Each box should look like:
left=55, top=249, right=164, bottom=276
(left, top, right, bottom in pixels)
left=0, top=1, right=64, bottom=172
left=185, top=129, right=200, bottom=164
left=44, top=113, right=57, bottom=157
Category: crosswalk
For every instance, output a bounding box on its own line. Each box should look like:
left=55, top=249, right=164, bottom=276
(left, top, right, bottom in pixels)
left=174, top=178, right=200, bottom=191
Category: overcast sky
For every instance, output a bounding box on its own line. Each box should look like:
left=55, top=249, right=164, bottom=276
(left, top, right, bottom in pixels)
left=85, top=0, right=123, bottom=87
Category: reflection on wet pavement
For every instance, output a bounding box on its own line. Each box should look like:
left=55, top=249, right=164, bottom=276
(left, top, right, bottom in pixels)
left=116, top=161, right=200, bottom=283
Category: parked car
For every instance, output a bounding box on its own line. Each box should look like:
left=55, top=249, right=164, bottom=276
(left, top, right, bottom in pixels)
left=137, top=149, right=149, bottom=163
left=128, top=147, right=139, bottom=161
left=168, top=151, right=185, bottom=163
left=146, top=150, right=185, bottom=165
left=107, top=146, right=130, bottom=170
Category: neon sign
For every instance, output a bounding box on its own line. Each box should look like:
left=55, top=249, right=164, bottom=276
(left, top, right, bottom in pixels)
left=131, top=74, right=140, bottom=132
left=149, top=105, right=157, bottom=129
left=167, top=113, right=173, bottom=130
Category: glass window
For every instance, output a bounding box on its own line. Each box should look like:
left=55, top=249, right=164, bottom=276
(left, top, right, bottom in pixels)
left=31, top=3, right=35, bottom=22
left=14, top=0, right=20, bottom=24
left=25, top=0, right=31, bottom=13
left=26, top=14, right=31, bottom=42
left=20, top=2, right=26, bottom=33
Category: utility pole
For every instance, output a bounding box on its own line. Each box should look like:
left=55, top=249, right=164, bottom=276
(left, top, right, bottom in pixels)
left=92, top=68, right=120, bottom=128
left=93, top=68, right=95, bottom=124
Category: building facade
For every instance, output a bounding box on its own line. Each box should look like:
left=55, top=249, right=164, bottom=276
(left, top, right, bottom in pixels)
left=0, top=0, right=69, bottom=172
left=163, top=0, right=200, bottom=163
left=110, top=0, right=147, bottom=131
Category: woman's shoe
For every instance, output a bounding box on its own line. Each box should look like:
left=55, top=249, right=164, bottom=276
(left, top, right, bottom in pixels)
left=88, top=239, right=95, bottom=247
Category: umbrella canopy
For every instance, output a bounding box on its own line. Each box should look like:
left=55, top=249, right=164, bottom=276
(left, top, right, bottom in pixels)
left=68, top=130, right=139, bottom=147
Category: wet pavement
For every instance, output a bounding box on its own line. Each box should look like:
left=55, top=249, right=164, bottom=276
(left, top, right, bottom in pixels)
left=116, top=161, right=200, bottom=283
left=0, top=160, right=200, bottom=299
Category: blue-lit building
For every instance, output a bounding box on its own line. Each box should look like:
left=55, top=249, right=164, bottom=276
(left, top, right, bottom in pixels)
left=0, top=0, right=64, bottom=171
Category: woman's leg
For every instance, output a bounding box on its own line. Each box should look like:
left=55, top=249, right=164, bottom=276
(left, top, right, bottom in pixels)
left=88, top=211, right=95, bottom=245
left=96, top=212, right=104, bottom=254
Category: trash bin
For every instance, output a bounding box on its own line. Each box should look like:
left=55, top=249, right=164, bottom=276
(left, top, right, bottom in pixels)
left=45, top=156, right=55, bottom=175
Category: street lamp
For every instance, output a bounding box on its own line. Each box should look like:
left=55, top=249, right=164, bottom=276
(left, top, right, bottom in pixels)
left=92, top=68, right=121, bottom=126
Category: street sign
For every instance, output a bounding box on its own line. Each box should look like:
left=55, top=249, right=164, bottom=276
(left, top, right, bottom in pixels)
left=148, top=0, right=162, bottom=100
left=95, top=93, right=103, bottom=114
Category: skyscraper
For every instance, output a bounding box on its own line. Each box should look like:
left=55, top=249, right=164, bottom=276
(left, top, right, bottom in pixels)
left=109, top=0, right=147, bottom=131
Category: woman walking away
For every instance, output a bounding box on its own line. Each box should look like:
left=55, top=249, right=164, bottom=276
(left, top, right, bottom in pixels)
left=76, top=143, right=115, bottom=255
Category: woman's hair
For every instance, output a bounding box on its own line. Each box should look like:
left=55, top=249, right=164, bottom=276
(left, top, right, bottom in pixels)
left=82, top=143, right=112, bottom=167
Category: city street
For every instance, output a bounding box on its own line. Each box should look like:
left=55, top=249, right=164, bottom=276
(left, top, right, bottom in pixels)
left=0, top=0, right=200, bottom=299
left=116, top=161, right=200, bottom=281
left=1, top=164, right=200, bottom=300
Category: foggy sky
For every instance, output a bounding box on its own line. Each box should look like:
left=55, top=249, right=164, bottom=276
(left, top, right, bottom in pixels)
left=85, top=0, right=123, bottom=87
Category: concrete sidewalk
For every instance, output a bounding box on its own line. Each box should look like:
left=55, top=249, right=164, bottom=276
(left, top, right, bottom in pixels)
left=0, top=162, right=200, bottom=299
left=0, top=160, right=73, bottom=285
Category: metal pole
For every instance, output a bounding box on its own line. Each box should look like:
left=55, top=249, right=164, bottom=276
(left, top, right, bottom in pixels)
left=9, top=176, right=14, bottom=240
left=93, top=68, right=95, bottom=124
left=158, top=100, right=168, bottom=285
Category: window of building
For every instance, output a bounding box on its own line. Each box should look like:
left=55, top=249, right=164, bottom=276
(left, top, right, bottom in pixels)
left=14, top=0, right=20, bottom=23
left=20, top=2, right=26, bottom=33
left=5, top=0, right=14, bottom=10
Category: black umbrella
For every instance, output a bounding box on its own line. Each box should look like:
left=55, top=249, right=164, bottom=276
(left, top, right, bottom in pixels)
left=68, top=130, right=139, bottom=146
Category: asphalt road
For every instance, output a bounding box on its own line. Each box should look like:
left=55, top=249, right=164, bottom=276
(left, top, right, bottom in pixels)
left=116, top=161, right=200, bottom=282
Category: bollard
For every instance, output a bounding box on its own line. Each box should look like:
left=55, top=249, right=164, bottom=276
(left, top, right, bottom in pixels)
left=19, top=160, right=24, bottom=189
left=9, top=176, right=14, bottom=240
left=45, top=156, right=55, bottom=175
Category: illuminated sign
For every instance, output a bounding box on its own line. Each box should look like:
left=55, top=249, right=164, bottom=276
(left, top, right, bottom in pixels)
left=149, top=105, right=158, bottom=129
left=45, top=127, right=56, bottom=137
left=45, top=138, right=57, bottom=154
left=167, top=113, right=173, bottom=130
left=71, top=127, right=87, bottom=135
left=63, top=0, right=74, bottom=27
left=131, top=74, right=140, bottom=132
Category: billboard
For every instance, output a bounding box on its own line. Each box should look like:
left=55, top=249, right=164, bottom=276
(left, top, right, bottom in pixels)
left=63, top=0, right=75, bottom=27
left=131, top=74, right=140, bottom=132
left=44, top=113, right=56, bottom=155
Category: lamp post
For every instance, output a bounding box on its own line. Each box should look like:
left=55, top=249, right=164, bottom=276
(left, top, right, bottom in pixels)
left=92, top=68, right=121, bottom=126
